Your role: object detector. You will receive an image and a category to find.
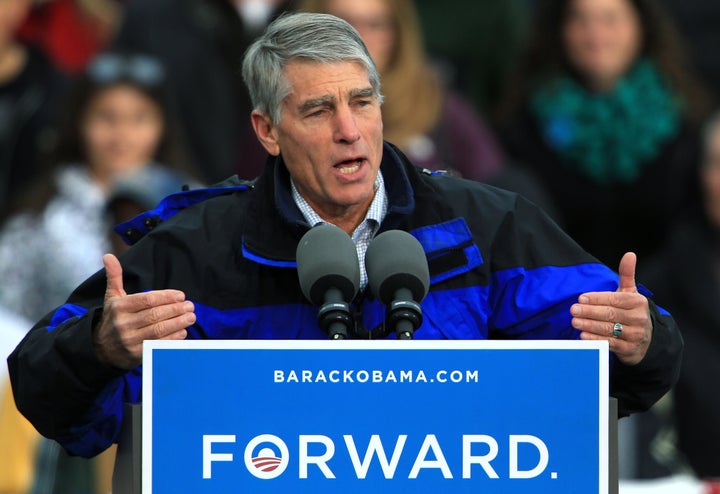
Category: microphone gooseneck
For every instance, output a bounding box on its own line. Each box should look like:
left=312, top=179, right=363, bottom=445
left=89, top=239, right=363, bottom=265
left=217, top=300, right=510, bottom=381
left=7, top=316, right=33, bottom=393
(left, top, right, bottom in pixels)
left=296, top=224, right=360, bottom=339
left=365, top=230, right=430, bottom=339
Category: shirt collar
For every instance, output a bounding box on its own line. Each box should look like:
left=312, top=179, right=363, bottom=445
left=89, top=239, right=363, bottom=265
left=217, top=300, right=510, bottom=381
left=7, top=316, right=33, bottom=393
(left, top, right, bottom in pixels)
left=291, top=171, right=387, bottom=232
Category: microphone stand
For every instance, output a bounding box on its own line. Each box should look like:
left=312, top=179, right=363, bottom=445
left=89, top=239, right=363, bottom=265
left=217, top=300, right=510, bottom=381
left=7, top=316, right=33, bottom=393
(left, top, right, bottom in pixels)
left=387, top=288, right=423, bottom=340
left=318, top=287, right=353, bottom=340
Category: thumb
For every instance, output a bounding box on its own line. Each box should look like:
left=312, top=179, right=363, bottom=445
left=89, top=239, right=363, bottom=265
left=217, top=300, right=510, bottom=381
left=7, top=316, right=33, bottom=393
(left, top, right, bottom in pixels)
left=104, top=253, right=127, bottom=298
left=617, top=251, right=638, bottom=293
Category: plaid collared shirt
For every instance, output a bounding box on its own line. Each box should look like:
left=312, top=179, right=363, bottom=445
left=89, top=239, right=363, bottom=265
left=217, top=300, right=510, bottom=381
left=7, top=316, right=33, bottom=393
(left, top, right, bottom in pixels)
left=291, top=171, right=388, bottom=291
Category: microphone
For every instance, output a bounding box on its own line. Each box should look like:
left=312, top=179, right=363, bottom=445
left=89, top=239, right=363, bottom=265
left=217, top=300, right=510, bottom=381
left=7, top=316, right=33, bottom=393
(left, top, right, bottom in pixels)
left=296, top=224, right=360, bottom=339
left=365, top=230, right=430, bottom=339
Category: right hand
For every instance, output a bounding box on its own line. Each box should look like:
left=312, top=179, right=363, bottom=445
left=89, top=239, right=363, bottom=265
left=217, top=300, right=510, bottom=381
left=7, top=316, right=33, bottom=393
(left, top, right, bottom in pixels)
left=93, top=253, right=196, bottom=369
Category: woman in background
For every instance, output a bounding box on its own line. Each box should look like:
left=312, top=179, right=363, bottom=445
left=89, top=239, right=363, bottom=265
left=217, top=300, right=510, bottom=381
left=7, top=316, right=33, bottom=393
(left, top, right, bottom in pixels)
left=0, top=52, right=192, bottom=494
left=498, top=0, right=710, bottom=266
left=0, top=51, right=190, bottom=323
left=299, top=0, right=506, bottom=181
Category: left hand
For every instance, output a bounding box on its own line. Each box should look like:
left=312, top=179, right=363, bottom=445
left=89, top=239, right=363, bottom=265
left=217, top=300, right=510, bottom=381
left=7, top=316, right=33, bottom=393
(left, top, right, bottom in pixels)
left=570, top=252, right=652, bottom=365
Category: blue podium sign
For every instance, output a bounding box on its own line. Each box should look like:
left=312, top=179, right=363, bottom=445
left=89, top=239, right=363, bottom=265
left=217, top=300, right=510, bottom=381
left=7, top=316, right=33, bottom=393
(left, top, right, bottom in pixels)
left=143, top=340, right=609, bottom=493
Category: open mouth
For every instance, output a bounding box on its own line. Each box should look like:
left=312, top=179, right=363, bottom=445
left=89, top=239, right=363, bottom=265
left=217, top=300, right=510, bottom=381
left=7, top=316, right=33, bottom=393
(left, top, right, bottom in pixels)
left=335, top=158, right=364, bottom=175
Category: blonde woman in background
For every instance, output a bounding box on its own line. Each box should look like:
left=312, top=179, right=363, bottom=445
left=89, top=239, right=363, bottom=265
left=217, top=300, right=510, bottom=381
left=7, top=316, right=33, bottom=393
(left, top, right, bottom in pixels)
left=299, top=0, right=506, bottom=181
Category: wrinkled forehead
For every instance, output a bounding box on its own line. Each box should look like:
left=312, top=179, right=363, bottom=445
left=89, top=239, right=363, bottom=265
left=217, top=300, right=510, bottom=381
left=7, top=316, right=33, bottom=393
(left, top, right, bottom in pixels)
left=281, top=59, right=373, bottom=100
left=283, top=58, right=371, bottom=82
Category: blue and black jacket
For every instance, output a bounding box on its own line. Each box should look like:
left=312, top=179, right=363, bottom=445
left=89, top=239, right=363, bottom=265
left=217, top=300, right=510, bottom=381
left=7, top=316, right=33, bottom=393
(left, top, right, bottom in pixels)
left=8, top=142, right=682, bottom=458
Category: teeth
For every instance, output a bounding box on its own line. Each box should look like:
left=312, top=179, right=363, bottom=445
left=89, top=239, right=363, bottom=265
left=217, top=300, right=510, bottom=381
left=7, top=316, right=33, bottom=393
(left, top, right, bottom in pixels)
left=338, top=163, right=360, bottom=174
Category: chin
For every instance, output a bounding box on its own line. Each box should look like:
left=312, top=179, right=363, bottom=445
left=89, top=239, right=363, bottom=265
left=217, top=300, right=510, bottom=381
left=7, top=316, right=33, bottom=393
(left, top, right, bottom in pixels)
left=334, top=189, right=374, bottom=208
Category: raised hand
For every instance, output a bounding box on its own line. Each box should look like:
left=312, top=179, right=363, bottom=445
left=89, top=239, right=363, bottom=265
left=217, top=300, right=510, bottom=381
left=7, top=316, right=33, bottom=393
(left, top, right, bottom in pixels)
left=93, top=253, right=196, bottom=369
left=569, top=252, right=653, bottom=365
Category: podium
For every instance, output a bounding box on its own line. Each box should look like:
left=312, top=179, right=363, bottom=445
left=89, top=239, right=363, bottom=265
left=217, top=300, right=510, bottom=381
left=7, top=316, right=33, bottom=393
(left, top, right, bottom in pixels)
left=113, top=340, right=619, bottom=493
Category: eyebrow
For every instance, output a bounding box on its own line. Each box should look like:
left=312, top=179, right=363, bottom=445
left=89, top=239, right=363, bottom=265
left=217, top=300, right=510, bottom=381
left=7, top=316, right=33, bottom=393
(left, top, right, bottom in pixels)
left=298, top=95, right=335, bottom=115
left=297, top=87, right=375, bottom=114
left=350, top=87, right=375, bottom=99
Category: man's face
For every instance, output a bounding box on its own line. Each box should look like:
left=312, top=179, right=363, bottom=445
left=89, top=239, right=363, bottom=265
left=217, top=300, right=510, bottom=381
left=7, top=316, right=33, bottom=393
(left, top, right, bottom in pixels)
left=255, top=60, right=384, bottom=222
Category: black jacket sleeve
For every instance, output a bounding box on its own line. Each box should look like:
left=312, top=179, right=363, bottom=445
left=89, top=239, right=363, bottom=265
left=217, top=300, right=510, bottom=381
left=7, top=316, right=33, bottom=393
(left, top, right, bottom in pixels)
left=7, top=269, right=129, bottom=456
left=610, top=299, right=683, bottom=416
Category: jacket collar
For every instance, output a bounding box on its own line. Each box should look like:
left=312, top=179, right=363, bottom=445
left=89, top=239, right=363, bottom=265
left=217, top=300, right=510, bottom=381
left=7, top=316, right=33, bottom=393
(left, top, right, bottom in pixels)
left=242, top=141, right=422, bottom=265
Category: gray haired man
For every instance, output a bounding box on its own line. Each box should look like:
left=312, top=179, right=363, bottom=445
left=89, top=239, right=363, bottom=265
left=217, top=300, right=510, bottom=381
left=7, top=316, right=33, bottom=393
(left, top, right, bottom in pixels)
left=9, top=12, right=681, bottom=459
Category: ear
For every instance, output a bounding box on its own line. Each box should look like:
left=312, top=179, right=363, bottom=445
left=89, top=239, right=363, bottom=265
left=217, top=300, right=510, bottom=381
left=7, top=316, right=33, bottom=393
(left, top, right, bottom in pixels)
left=251, top=110, right=281, bottom=156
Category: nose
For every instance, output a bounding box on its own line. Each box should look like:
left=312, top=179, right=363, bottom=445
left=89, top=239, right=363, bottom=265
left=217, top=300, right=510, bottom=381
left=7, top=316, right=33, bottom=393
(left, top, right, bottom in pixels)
left=333, top=106, right=361, bottom=144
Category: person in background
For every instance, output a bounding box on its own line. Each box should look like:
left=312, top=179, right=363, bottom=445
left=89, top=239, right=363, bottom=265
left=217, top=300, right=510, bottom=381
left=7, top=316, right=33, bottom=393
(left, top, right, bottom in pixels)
left=106, top=164, right=203, bottom=255
left=0, top=51, right=191, bottom=494
left=112, top=0, right=294, bottom=183
left=17, top=0, right=123, bottom=75
left=640, top=112, right=720, bottom=480
left=660, top=0, right=720, bottom=105
left=0, top=0, right=66, bottom=219
left=0, top=51, right=189, bottom=323
left=299, top=0, right=505, bottom=181
left=498, top=0, right=711, bottom=267
left=414, top=0, right=532, bottom=120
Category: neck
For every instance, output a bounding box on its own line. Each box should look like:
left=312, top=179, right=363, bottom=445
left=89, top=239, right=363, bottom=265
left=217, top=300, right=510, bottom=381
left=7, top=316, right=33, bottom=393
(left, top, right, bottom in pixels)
left=583, top=72, right=622, bottom=94
left=312, top=201, right=372, bottom=236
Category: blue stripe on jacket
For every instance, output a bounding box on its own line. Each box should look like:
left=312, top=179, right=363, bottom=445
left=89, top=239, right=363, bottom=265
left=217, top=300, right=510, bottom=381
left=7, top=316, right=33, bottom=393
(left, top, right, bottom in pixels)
left=46, top=254, right=655, bottom=457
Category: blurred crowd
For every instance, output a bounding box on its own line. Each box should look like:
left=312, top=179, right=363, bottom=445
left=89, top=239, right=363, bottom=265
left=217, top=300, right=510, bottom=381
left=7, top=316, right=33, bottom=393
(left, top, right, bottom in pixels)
left=1, top=0, right=720, bottom=492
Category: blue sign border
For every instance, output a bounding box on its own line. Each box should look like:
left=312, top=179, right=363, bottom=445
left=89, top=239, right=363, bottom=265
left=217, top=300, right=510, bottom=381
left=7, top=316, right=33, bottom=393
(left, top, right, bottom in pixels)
left=143, top=340, right=609, bottom=493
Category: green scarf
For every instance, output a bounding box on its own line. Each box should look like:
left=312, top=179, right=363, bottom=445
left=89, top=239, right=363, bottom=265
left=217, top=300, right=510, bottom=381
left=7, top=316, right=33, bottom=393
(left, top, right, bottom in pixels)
left=530, top=60, right=681, bottom=184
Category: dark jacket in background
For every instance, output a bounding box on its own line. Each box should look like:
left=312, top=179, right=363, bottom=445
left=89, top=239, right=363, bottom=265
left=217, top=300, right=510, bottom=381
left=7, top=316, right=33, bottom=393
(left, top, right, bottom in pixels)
left=0, top=45, right=66, bottom=219
left=502, top=110, right=702, bottom=266
left=641, top=218, right=720, bottom=478
left=112, top=0, right=293, bottom=183
left=414, top=0, right=530, bottom=116
left=661, top=0, right=720, bottom=103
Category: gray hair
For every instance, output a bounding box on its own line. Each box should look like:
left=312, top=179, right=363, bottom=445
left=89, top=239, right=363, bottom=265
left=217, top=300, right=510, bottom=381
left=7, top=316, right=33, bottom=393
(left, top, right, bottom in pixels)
left=242, top=12, right=383, bottom=125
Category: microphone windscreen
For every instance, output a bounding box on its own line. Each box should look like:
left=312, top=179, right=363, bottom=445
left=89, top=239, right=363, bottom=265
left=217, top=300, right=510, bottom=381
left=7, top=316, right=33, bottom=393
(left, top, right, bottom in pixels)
left=296, top=224, right=360, bottom=305
left=365, top=230, right=429, bottom=305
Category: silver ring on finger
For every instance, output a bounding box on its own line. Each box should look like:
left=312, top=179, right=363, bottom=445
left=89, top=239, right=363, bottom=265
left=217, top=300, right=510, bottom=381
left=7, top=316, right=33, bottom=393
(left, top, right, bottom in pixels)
left=612, top=322, right=623, bottom=338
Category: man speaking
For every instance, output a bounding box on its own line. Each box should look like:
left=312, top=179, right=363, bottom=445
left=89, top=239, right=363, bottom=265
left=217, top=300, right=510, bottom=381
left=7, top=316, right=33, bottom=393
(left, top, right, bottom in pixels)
left=8, top=13, right=681, bottom=458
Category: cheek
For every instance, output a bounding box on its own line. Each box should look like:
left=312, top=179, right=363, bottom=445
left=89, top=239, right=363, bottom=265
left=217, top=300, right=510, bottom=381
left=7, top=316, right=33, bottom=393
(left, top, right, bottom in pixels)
left=138, top=120, right=164, bottom=151
left=613, top=26, right=641, bottom=66
left=380, top=39, right=397, bottom=72
left=82, top=120, right=113, bottom=154
left=562, top=24, right=582, bottom=53
left=562, top=18, right=592, bottom=54
left=121, top=114, right=164, bottom=159
left=365, top=34, right=391, bottom=66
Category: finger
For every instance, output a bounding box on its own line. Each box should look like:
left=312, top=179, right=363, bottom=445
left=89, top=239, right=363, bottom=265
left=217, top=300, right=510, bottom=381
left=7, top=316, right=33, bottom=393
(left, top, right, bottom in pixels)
left=113, top=290, right=187, bottom=313
left=572, top=316, right=618, bottom=337
left=159, top=328, right=188, bottom=341
left=572, top=316, right=644, bottom=339
left=117, top=301, right=195, bottom=330
left=104, top=253, right=126, bottom=298
left=570, top=302, right=619, bottom=325
left=578, top=291, right=646, bottom=310
left=578, top=329, right=646, bottom=365
left=578, top=330, right=628, bottom=352
left=137, top=310, right=196, bottom=340
left=570, top=303, right=647, bottom=327
left=617, top=252, right=638, bottom=293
